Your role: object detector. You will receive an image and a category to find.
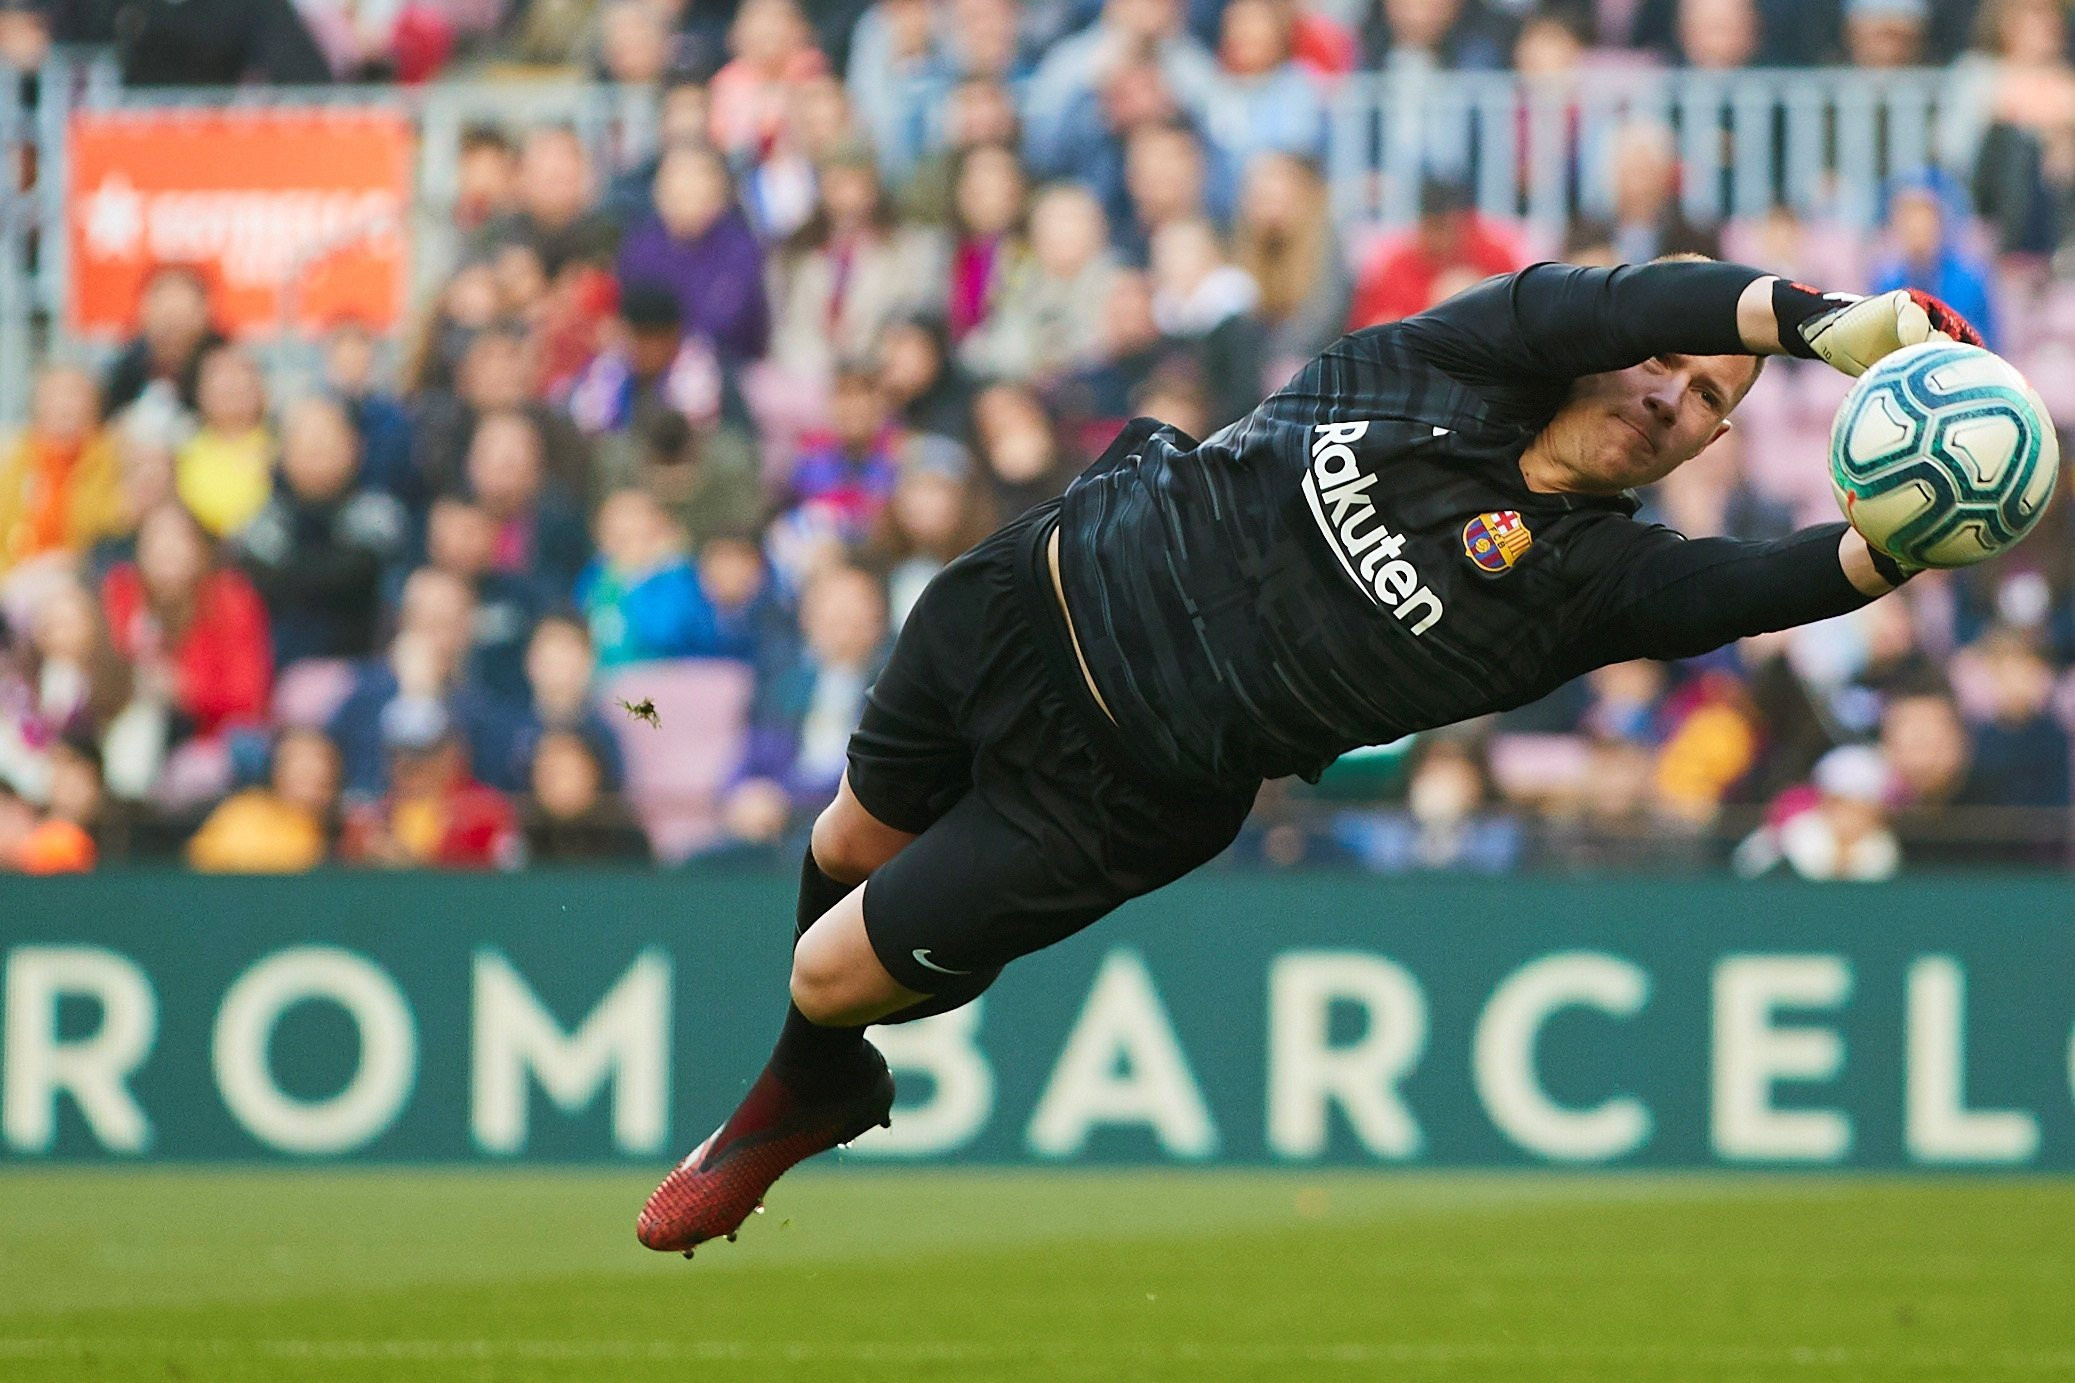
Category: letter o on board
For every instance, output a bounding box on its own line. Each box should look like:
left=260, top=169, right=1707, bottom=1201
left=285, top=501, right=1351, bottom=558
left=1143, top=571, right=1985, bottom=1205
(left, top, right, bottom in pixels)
left=213, top=947, right=417, bottom=1155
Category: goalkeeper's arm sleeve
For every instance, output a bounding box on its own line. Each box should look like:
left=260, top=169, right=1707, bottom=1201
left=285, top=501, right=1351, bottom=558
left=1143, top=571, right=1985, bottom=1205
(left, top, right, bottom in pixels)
left=1391, top=260, right=1765, bottom=388
left=1566, top=520, right=1874, bottom=666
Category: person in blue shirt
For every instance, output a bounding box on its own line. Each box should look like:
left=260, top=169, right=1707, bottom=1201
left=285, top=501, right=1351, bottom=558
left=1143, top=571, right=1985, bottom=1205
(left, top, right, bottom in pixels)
left=1871, top=171, right=1999, bottom=351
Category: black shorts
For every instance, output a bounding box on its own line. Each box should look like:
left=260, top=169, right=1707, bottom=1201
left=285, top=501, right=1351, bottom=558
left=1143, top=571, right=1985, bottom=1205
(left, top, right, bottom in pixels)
left=846, top=501, right=1259, bottom=994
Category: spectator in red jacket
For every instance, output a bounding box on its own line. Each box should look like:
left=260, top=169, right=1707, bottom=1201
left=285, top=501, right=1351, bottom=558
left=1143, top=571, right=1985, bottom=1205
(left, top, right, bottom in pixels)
left=339, top=696, right=518, bottom=869
left=1347, top=177, right=1520, bottom=329
left=101, top=501, right=272, bottom=740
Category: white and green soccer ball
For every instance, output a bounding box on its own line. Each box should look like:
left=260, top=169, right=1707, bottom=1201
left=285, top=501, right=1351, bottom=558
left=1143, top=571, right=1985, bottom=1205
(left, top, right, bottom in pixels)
left=1827, top=341, right=2059, bottom=569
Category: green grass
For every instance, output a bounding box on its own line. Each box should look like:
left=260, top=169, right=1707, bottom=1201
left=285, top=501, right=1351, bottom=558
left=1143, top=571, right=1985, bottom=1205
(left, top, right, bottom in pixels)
left=2, top=1169, right=2073, bottom=1381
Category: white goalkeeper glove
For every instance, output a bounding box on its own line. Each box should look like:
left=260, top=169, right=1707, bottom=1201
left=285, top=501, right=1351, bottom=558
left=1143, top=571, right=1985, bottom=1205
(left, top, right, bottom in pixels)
left=1790, top=286, right=1986, bottom=378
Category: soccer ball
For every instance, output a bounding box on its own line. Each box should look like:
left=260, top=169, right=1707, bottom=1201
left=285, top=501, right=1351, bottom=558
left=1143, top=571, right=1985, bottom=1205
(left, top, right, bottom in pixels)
left=1827, top=341, right=2059, bottom=569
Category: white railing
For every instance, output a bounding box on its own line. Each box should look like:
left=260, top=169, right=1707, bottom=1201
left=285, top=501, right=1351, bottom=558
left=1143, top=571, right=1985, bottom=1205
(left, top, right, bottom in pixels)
left=1326, top=63, right=1974, bottom=235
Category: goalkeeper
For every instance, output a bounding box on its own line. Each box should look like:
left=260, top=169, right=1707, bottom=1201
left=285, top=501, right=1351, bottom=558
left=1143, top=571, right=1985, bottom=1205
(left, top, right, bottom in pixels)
left=638, top=259, right=1984, bottom=1255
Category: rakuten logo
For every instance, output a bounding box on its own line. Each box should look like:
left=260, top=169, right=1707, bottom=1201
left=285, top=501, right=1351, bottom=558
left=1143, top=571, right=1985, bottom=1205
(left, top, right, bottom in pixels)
left=1300, top=421, right=1444, bottom=635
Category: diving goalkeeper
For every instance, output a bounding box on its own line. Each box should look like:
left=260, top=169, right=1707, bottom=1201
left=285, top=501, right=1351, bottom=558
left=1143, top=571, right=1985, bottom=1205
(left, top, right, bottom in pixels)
left=638, top=258, right=1983, bottom=1255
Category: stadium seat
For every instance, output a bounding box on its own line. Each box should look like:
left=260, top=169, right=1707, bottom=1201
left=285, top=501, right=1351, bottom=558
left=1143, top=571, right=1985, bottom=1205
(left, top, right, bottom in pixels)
left=598, top=658, right=755, bottom=863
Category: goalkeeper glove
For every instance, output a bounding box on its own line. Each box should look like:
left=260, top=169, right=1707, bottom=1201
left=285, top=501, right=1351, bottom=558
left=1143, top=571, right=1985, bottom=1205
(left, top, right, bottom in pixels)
left=1776, top=283, right=1986, bottom=377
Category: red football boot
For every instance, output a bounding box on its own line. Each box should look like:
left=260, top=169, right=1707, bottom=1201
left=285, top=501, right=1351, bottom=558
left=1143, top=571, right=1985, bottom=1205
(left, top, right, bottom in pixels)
left=637, top=1048, right=894, bottom=1256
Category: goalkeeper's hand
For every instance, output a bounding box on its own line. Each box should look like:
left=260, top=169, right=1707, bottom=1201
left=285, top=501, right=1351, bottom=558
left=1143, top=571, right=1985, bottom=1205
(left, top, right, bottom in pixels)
left=1797, top=288, right=1987, bottom=378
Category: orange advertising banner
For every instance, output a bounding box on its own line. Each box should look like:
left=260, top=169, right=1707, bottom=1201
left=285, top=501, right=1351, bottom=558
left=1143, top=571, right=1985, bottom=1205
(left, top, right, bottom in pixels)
left=69, top=109, right=413, bottom=336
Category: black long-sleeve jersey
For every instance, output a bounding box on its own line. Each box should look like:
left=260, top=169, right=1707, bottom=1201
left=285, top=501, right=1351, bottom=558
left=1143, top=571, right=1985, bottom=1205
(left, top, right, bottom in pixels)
left=1055, top=260, right=1877, bottom=788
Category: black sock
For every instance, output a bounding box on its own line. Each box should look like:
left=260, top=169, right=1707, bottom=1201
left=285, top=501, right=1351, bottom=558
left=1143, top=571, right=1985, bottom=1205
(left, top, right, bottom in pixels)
left=876, top=967, right=1001, bottom=1025
left=769, top=847, right=870, bottom=1095
left=796, top=848, right=852, bottom=941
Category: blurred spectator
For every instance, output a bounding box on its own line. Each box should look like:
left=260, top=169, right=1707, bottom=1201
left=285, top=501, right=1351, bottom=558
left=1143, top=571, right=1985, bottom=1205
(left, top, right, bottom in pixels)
left=185, top=726, right=342, bottom=872
left=475, top=125, right=620, bottom=275
left=598, top=0, right=675, bottom=82
left=1234, top=153, right=1353, bottom=371
left=1960, top=0, right=2075, bottom=259
left=0, top=578, right=132, bottom=804
left=340, top=696, right=519, bottom=868
left=566, top=286, right=725, bottom=468
left=1348, top=178, right=1520, bottom=328
left=776, top=364, right=902, bottom=546
left=620, top=409, right=763, bottom=552
left=615, top=145, right=772, bottom=368
left=1133, top=366, right=1213, bottom=439
left=964, top=183, right=1118, bottom=384
left=941, top=0, right=1031, bottom=85
left=1331, top=738, right=1525, bottom=873
left=1536, top=735, right=1706, bottom=873
left=1149, top=217, right=1269, bottom=428
left=464, top=409, right=593, bottom=605
left=453, top=126, right=521, bottom=236
left=604, top=78, right=715, bottom=225
left=845, top=0, right=940, bottom=180
left=699, top=533, right=789, bottom=661
left=1964, top=629, right=2071, bottom=806
left=1843, top=0, right=1928, bottom=67
left=1207, top=0, right=1328, bottom=168
left=175, top=346, right=275, bottom=539
left=880, top=314, right=977, bottom=442
left=102, top=502, right=273, bottom=743
left=865, top=435, right=992, bottom=625
left=1116, top=119, right=1234, bottom=265
left=520, top=728, right=653, bottom=863
left=1736, top=744, right=1902, bottom=880
left=767, top=143, right=944, bottom=395
left=1569, top=122, right=1722, bottom=269
left=116, top=0, right=331, bottom=85
left=734, top=560, right=888, bottom=815
left=505, top=0, right=603, bottom=64
left=899, top=74, right=1025, bottom=222
left=514, top=613, right=627, bottom=785
left=103, top=265, right=224, bottom=420
left=1025, top=0, right=1220, bottom=169
left=425, top=494, right=540, bottom=699
left=8, top=737, right=102, bottom=873
left=328, top=566, right=529, bottom=794
left=738, top=72, right=866, bottom=243
left=709, top=0, right=830, bottom=161
left=235, top=398, right=410, bottom=667
left=414, top=324, right=595, bottom=503
left=1871, top=173, right=1999, bottom=349
left=1668, top=0, right=1763, bottom=69
left=0, top=366, right=126, bottom=577
left=1361, top=0, right=1516, bottom=69
left=1052, top=269, right=1190, bottom=445
left=973, top=381, right=1072, bottom=516
left=581, top=488, right=749, bottom=663
left=300, top=0, right=456, bottom=81
left=944, top=143, right=1030, bottom=346
left=492, top=242, right=553, bottom=327
left=0, top=0, right=50, bottom=77
left=401, top=260, right=502, bottom=397
left=1881, top=688, right=1976, bottom=808
left=0, top=775, right=95, bottom=874
left=322, top=323, right=417, bottom=506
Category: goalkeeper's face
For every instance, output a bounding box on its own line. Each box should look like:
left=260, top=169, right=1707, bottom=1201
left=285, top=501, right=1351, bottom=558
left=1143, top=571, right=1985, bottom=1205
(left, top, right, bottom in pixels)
left=1542, top=353, right=1757, bottom=494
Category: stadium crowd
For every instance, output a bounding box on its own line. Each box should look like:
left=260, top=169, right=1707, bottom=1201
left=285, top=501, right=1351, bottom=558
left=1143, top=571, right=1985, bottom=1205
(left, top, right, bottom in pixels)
left=0, top=0, right=2071, bottom=877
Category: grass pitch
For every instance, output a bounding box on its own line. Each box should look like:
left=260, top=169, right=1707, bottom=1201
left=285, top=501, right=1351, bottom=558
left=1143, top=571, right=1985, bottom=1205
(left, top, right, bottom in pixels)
left=1, top=1169, right=2071, bottom=1381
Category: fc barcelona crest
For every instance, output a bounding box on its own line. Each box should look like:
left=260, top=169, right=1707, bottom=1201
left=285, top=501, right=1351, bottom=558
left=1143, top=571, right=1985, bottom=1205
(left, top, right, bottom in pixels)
left=1463, top=510, right=1532, bottom=573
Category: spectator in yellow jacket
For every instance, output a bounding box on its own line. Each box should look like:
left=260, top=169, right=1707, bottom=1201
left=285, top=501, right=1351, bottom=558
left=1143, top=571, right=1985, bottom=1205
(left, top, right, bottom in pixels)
left=0, top=366, right=127, bottom=575
left=175, top=346, right=275, bottom=538
left=186, top=727, right=342, bottom=873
